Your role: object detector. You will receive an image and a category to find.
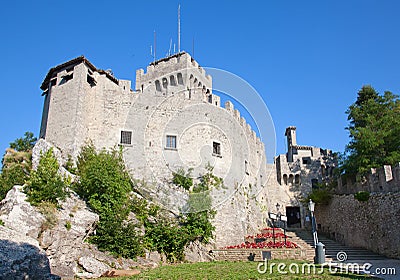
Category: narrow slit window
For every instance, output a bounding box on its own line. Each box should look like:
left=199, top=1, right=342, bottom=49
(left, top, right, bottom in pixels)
left=166, top=135, right=177, bottom=149
left=120, top=131, right=132, bottom=145
left=213, top=141, right=221, bottom=156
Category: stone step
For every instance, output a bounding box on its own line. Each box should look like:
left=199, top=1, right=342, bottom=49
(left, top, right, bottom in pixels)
left=288, top=229, right=388, bottom=261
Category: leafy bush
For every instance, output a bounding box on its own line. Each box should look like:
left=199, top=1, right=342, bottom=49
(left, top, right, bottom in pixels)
left=74, top=144, right=142, bottom=258
left=0, top=148, right=32, bottom=200
left=75, top=145, right=132, bottom=216
left=9, top=131, right=37, bottom=152
left=24, top=148, right=68, bottom=206
left=74, top=146, right=217, bottom=261
left=172, top=168, right=193, bottom=191
left=354, top=191, right=370, bottom=202
left=303, top=182, right=333, bottom=205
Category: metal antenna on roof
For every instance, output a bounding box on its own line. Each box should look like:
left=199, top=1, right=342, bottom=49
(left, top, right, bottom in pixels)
left=178, top=4, right=181, bottom=53
left=168, top=38, right=172, bottom=56
left=154, top=30, right=157, bottom=63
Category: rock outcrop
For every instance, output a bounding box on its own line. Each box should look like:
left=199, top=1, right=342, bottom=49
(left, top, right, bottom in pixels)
left=0, top=226, right=59, bottom=280
left=0, top=185, right=160, bottom=279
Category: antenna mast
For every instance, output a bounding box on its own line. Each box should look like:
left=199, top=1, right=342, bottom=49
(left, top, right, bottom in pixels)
left=154, top=30, right=157, bottom=63
left=178, top=4, right=181, bottom=53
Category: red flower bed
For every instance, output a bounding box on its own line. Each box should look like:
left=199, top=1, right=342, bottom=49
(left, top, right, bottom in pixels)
left=223, top=240, right=299, bottom=249
left=245, top=232, right=286, bottom=239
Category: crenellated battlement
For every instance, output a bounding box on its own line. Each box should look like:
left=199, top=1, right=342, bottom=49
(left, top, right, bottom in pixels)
left=135, top=52, right=212, bottom=95
left=224, top=101, right=262, bottom=147
left=337, top=163, right=400, bottom=194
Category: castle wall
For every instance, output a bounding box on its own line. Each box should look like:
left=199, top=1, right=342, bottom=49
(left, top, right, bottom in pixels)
left=315, top=192, right=400, bottom=259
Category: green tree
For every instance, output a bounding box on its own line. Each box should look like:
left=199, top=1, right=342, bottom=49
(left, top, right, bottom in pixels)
left=74, top=144, right=143, bottom=258
left=75, top=145, right=132, bottom=216
left=24, top=148, right=68, bottom=206
left=341, top=85, right=400, bottom=175
left=9, top=132, right=37, bottom=152
left=0, top=149, right=32, bottom=200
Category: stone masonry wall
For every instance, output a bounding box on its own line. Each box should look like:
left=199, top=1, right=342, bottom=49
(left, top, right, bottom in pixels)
left=315, top=192, right=400, bottom=259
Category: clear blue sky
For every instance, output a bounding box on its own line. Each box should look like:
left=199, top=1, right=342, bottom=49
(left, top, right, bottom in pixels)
left=1, top=0, right=399, bottom=159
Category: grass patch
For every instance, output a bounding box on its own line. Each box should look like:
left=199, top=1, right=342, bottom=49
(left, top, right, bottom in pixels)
left=102, top=260, right=374, bottom=280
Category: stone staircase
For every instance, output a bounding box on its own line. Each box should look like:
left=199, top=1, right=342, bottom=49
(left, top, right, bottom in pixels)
left=288, top=228, right=387, bottom=262
left=212, top=228, right=388, bottom=263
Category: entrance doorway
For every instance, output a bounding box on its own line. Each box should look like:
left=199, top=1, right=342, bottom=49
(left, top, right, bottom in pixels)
left=286, top=206, right=301, bottom=228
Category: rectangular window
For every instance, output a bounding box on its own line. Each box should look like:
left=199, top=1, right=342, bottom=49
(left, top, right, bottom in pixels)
left=311, top=178, right=319, bottom=189
left=120, top=130, right=132, bottom=145
left=302, top=157, right=311, bottom=165
left=213, top=141, right=221, bottom=157
left=166, top=135, right=177, bottom=149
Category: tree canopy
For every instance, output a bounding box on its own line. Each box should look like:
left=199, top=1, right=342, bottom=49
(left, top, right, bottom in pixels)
left=341, top=85, right=400, bottom=175
left=9, top=132, right=37, bottom=152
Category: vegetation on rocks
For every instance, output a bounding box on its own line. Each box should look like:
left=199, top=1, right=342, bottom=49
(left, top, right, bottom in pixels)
left=24, top=148, right=69, bottom=206
left=0, top=132, right=36, bottom=200
left=73, top=144, right=216, bottom=261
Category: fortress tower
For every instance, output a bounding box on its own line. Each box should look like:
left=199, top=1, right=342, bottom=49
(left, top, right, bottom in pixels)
left=38, top=52, right=336, bottom=246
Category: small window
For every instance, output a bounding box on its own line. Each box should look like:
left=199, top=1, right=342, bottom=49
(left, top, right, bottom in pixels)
left=212, top=141, right=221, bottom=157
left=170, top=75, right=177, bottom=86
left=59, top=73, right=73, bottom=85
left=295, top=174, right=300, bottom=185
left=155, top=80, right=161, bottom=91
left=162, top=77, right=168, bottom=88
left=311, top=179, right=319, bottom=189
left=302, top=157, right=311, bottom=165
left=208, top=95, right=212, bottom=103
left=120, top=130, right=132, bottom=145
left=245, top=160, right=249, bottom=175
left=177, top=73, right=184, bottom=85
left=166, top=135, right=177, bottom=149
left=50, top=78, right=57, bottom=87
left=87, top=74, right=96, bottom=87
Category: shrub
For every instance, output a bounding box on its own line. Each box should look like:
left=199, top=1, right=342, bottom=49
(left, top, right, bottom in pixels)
left=172, top=168, right=193, bottom=191
left=75, top=145, right=132, bottom=216
left=37, top=201, right=58, bottom=231
left=75, top=144, right=142, bottom=258
left=0, top=148, right=32, bottom=201
left=24, top=148, right=68, bottom=206
left=354, top=191, right=370, bottom=202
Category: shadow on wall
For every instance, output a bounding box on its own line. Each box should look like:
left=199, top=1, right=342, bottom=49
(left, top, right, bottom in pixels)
left=0, top=239, right=60, bottom=280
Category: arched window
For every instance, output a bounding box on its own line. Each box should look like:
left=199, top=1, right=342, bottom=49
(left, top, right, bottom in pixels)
left=283, top=174, right=288, bottom=185
left=295, top=174, right=300, bottom=186
left=177, top=73, right=184, bottom=85
left=155, top=80, right=161, bottom=91
left=162, top=77, right=168, bottom=89
left=289, top=174, right=294, bottom=185
left=170, top=75, right=177, bottom=86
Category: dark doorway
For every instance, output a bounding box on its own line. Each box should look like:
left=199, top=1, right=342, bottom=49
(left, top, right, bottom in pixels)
left=286, top=206, right=301, bottom=228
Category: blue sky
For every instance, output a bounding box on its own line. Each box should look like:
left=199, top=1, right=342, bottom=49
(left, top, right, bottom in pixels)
left=1, top=0, right=399, bottom=160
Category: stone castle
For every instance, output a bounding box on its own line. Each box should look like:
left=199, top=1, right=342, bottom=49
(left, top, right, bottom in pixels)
left=38, top=52, right=336, bottom=247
